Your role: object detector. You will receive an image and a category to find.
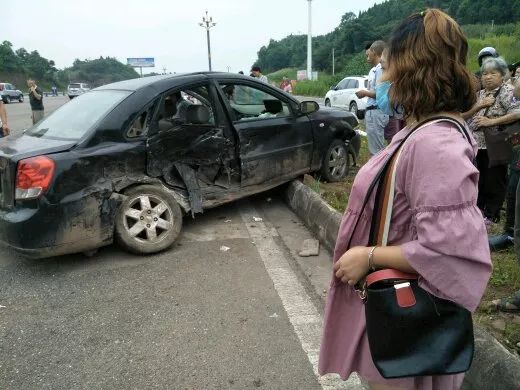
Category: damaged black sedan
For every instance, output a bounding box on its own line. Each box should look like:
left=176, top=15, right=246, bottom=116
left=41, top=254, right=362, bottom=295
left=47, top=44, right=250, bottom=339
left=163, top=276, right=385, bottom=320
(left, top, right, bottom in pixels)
left=0, top=73, right=359, bottom=258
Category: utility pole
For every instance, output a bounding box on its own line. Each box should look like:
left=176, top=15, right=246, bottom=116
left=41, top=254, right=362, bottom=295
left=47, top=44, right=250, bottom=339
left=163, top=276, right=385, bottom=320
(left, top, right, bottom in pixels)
left=199, top=10, right=216, bottom=71
left=332, top=48, right=335, bottom=76
left=307, top=0, right=313, bottom=80
left=162, top=67, right=167, bottom=75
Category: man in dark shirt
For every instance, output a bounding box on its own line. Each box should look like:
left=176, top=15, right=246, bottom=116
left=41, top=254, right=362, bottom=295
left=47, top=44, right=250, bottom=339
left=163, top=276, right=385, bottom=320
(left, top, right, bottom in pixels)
left=27, top=79, right=44, bottom=124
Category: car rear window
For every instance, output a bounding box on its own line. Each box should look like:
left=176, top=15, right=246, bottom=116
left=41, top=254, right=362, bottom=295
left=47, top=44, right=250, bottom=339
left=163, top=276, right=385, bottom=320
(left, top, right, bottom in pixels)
left=69, top=84, right=81, bottom=88
left=26, top=90, right=130, bottom=141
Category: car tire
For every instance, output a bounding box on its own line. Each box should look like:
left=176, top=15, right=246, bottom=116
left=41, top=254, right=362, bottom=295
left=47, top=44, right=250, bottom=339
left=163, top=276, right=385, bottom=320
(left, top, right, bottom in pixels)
left=319, top=139, right=350, bottom=182
left=115, top=185, right=183, bottom=255
left=68, top=95, right=74, bottom=99
left=5, top=95, right=11, bottom=104
left=325, top=98, right=331, bottom=107
left=18, top=94, right=24, bottom=103
left=349, top=102, right=358, bottom=117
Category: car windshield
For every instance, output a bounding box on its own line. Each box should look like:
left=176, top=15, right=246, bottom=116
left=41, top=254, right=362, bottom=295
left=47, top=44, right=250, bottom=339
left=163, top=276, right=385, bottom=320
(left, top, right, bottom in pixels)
left=26, top=90, right=130, bottom=141
left=69, top=84, right=81, bottom=88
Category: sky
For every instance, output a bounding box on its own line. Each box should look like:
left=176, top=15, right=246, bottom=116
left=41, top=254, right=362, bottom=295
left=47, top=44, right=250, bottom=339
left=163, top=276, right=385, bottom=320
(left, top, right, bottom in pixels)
left=4, top=0, right=381, bottom=75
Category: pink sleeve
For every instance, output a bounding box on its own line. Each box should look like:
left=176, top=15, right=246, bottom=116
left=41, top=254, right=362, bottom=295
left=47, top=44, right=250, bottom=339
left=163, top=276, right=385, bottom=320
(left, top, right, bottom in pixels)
left=399, top=124, right=492, bottom=312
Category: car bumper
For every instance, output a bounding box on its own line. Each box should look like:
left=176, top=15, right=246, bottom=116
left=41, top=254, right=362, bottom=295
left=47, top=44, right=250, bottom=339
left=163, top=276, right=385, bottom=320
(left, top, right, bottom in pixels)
left=0, top=193, right=120, bottom=258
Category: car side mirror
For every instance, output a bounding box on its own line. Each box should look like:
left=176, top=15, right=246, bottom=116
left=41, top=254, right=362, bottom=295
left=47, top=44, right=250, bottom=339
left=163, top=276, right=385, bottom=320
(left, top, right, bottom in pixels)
left=299, top=101, right=319, bottom=115
left=331, top=85, right=337, bottom=90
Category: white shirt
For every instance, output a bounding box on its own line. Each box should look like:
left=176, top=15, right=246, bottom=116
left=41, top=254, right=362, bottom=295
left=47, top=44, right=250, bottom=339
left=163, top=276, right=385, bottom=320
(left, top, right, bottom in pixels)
left=367, top=63, right=383, bottom=107
left=258, top=75, right=269, bottom=84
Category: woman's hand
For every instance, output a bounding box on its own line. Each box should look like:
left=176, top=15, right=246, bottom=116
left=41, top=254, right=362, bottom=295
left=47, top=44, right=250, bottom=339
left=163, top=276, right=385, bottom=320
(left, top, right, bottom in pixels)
left=479, top=96, right=495, bottom=109
left=473, top=116, right=496, bottom=128
left=333, top=246, right=370, bottom=286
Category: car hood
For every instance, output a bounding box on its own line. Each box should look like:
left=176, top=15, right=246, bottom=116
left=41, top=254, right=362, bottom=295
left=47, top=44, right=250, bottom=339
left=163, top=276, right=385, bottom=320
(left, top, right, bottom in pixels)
left=309, top=106, right=359, bottom=128
left=0, top=133, right=76, bottom=161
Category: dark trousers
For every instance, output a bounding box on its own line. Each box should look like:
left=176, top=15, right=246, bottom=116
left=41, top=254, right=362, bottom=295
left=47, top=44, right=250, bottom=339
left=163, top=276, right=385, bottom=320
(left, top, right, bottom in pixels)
left=476, top=149, right=508, bottom=221
left=505, top=170, right=520, bottom=235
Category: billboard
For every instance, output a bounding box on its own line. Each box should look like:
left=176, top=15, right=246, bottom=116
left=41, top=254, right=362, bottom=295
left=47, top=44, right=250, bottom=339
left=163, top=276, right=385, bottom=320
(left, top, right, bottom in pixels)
left=127, top=58, right=155, bottom=68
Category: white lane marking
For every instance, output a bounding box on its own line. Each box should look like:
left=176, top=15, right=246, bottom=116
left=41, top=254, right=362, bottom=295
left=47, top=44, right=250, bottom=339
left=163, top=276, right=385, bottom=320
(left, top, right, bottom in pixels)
left=239, top=202, right=365, bottom=390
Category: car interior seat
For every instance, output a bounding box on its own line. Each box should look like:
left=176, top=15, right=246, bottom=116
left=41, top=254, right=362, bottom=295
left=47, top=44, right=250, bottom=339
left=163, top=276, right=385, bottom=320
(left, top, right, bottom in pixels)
left=185, top=105, right=211, bottom=125
left=263, top=99, right=283, bottom=115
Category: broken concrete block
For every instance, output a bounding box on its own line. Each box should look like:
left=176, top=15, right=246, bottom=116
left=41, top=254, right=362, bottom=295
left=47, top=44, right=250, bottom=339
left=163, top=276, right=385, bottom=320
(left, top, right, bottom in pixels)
left=298, top=238, right=320, bottom=257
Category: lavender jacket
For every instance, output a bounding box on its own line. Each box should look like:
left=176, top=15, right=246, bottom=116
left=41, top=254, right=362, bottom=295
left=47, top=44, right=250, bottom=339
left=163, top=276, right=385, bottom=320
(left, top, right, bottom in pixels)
left=319, top=121, right=492, bottom=390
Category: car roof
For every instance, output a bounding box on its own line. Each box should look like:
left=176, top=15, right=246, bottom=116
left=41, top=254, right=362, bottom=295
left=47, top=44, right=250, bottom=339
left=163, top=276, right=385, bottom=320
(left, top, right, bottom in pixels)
left=94, top=72, right=253, bottom=92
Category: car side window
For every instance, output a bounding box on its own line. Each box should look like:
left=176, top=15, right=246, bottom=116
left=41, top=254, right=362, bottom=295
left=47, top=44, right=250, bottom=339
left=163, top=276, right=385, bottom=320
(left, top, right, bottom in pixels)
left=221, top=83, right=291, bottom=122
left=127, top=100, right=160, bottom=138
left=156, top=85, right=216, bottom=133
left=353, top=80, right=359, bottom=88
left=337, top=79, right=348, bottom=90
left=345, top=79, right=356, bottom=89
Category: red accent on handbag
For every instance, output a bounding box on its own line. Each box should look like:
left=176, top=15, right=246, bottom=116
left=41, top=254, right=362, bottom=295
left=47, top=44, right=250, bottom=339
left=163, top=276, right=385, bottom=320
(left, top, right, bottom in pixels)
left=394, top=283, right=417, bottom=308
left=366, top=269, right=417, bottom=287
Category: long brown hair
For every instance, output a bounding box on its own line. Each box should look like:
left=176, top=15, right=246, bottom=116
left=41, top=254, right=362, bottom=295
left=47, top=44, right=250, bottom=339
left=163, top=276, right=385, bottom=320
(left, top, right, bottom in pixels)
left=386, top=9, right=476, bottom=120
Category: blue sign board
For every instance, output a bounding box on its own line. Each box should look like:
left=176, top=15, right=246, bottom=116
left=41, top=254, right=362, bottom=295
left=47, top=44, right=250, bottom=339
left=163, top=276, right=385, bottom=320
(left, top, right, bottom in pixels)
left=127, top=58, right=155, bottom=67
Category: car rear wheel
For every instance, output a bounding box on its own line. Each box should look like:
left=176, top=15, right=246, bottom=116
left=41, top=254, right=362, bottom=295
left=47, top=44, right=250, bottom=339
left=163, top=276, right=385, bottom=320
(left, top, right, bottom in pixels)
left=18, top=94, right=24, bottom=103
left=4, top=95, right=11, bottom=104
left=325, top=98, right=331, bottom=107
left=320, top=139, right=350, bottom=182
left=115, top=185, right=182, bottom=255
left=349, top=102, right=358, bottom=117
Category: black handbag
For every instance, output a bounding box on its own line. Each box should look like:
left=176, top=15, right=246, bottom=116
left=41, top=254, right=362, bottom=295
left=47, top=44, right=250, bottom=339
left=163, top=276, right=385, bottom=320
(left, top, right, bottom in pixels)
left=348, top=116, right=475, bottom=379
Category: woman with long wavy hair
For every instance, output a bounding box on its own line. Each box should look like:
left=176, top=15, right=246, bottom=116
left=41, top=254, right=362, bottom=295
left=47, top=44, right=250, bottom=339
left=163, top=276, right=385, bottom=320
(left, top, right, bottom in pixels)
left=318, top=9, right=492, bottom=390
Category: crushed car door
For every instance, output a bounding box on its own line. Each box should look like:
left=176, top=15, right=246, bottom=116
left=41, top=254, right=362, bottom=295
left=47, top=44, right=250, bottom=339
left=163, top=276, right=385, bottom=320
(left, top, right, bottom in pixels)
left=146, top=83, right=236, bottom=213
left=217, top=82, right=313, bottom=187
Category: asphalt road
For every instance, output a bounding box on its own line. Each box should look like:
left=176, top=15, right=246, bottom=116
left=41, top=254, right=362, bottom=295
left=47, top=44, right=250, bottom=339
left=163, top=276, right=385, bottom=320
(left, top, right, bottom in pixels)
left=1, top=95, right=362, bottom=389
left=4, top=95, right=69, bottom=136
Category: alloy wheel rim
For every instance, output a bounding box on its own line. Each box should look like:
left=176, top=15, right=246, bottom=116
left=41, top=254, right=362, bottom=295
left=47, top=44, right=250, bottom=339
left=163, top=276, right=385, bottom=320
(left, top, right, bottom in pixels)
left=123, top=194, right=173, bottom=243
left=328, top=145, right=347, bottom=179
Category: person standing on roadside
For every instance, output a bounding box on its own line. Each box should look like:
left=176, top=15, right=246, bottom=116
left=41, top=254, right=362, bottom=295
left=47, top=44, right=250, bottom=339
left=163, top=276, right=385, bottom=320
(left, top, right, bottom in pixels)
left=0, top=100, right=10, bottom=138
left=27, top=79, right=44, bottom=125
left=250, top=66, right=269, bottom=83
left=355, top=40, right=388, bottom=156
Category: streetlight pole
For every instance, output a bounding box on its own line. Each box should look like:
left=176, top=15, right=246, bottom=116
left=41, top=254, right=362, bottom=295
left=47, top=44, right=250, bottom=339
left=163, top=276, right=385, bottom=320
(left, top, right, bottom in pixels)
left=307, top=0, right=313, bottom=80
left=332, top=47, right=335, bottom=76
left=199, top=10, right=216, bottom=72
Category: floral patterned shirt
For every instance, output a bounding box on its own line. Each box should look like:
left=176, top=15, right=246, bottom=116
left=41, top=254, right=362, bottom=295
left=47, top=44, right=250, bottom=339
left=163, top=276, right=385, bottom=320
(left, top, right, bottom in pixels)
left=468, top=83, right=520, bottom=149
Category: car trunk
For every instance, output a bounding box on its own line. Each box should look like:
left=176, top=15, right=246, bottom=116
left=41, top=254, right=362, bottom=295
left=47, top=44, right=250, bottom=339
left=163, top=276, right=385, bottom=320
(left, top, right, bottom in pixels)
left=0, top=134, right=76, bottom=208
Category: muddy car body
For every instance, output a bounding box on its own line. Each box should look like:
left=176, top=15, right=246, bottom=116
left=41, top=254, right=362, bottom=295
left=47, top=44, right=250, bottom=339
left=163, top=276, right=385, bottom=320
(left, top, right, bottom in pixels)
left=0, top=72, right=359, bottom=258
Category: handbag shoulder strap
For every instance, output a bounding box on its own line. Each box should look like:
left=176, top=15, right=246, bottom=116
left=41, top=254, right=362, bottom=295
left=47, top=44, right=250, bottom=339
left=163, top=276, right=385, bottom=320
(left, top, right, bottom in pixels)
left=371, top=117, right=470, bottom=246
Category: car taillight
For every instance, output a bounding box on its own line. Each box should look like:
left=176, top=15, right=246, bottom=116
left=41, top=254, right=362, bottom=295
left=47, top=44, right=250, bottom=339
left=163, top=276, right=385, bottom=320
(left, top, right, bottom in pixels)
left=15, top=156, right=55, bottom=200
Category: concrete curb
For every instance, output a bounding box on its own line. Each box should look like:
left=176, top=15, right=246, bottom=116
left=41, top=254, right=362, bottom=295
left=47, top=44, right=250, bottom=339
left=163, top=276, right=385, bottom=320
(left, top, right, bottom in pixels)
left=283, top=179, right=520, bottom=390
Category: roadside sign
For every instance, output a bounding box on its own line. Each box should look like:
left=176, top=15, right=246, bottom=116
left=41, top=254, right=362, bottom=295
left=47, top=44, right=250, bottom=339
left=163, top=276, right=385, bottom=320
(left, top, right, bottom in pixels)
left=127, top=58, right=155, bottom=68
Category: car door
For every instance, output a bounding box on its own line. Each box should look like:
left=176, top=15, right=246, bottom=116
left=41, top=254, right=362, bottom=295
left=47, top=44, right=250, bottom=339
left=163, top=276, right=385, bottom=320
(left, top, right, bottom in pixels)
left=332, top=78, right=348, bottom=107
left=216, top=80, right=313, bottom=187
left=146, top=82, right=236, bottom=212
left=7, top=84, right=15, bottom=99
left=342, top=79, right=356, bottom=106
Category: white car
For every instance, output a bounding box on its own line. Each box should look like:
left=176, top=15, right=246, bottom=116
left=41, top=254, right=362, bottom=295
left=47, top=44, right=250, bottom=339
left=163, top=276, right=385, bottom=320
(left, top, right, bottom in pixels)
left=324, top=76, right=368, bottom=119
left=67, top=82, right=91, bottom=99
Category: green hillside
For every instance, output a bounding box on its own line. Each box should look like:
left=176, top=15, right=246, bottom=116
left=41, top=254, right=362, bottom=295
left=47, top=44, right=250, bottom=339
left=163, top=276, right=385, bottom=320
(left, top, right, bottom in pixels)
left=0, top=40, right=139, bottom=91
left=256, top=0, right=520, bottom=75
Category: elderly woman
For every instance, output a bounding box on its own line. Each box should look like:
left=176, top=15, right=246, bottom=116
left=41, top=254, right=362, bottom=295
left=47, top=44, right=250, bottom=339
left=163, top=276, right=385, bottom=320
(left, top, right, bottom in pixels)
left=319, top=9, right=492, bottom=390
left=464, top=57, right=520, bottom=224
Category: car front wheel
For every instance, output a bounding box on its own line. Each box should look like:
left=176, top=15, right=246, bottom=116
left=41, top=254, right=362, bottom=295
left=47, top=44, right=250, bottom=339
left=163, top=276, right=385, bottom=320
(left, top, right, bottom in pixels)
left=320, top=139, right=350, bottom=182
left=18, top=94, right=24, bottom=103
left=349, top=102, right=358, bottom=117
left=115, top=185, right=182, bottom=255
left=4, top=95, right=11, bottom=104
